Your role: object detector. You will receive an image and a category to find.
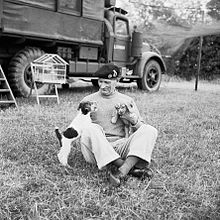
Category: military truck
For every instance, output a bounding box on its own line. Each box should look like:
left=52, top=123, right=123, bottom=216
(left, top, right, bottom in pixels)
left=0, top=0, right=166, bottom=97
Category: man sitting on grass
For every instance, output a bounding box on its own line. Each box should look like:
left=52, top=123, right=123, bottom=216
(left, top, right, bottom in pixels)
left=79, top=63, right=158, bottom=186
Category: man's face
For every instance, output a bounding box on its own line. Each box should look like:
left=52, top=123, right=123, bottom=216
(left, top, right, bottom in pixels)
left=98, top=78, right=117, bottom=96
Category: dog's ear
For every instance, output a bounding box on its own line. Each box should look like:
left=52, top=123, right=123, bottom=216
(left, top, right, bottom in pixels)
left=77, top=102, right=83, bottom=111
left=63, top=127, right=79, bottom=139
left=81, top=107, right=89, bottom=115
left=111, top=109, right=118, bottom=124
left=115, top=103, right=121, bottom=110
left=78, top=102, right=90, bottom=115
left=125, top=102, right=134, bottom=112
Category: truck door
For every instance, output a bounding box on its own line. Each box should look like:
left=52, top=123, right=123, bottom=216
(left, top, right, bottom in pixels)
left=113, top=17, right=130, bottom=64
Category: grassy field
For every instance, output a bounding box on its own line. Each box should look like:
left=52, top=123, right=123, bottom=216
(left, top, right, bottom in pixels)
left=0, top=79, right=219, bottom=220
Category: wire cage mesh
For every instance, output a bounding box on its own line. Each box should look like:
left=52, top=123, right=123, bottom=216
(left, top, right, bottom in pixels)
left=31, top=54, right=68, bottom=84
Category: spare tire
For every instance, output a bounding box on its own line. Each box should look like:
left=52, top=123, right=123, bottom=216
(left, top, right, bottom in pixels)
left=7, top=47, right=49, bottom=97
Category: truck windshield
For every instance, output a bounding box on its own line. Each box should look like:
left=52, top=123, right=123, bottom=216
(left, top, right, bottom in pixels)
left=115, top=18, right=128, bottom=36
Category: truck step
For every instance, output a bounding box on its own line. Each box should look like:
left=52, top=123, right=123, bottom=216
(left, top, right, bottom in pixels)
left=0, top=100, right=15, bottom=104
left=0, top=89, right=10, bottom=92
left=37, top=95, right=58, bottom=98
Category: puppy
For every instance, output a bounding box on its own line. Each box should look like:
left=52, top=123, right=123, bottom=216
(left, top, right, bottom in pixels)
left=55, top=101, right=97, bottom=167
left=111, top=103, right=133, bottom=138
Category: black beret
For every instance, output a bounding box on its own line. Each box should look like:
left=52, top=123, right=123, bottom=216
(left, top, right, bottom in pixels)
left=95, top=63, right=121, bottom=79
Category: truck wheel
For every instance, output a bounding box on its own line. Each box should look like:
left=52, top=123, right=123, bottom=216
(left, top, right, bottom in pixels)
left=137, top=60, right=162, bottom=91
left=7, top=47, right=49, bottom=97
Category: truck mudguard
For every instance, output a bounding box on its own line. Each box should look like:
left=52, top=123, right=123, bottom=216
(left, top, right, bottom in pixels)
left=134, top=51, right=166, bottom=77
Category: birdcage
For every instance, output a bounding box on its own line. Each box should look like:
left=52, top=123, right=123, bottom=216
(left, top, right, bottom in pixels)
left=30, top=54, right=68, bottom=105
left=31, top=54, right=68, bottom=84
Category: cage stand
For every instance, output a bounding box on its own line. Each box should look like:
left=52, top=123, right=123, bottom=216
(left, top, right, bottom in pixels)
left=33, top=82, right=60, bottom=105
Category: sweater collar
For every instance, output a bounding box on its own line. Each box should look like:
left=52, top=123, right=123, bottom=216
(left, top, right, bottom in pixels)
left=98, top=90, right=118, bottom=99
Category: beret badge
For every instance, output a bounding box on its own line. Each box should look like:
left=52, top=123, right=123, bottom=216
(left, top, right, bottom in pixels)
left=107, top=70, right=117, bottom=79
left=113, top=70, right=117, bottom=77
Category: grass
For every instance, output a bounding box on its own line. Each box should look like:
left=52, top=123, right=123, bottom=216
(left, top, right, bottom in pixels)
left=0, top=79, right=220, bottom=220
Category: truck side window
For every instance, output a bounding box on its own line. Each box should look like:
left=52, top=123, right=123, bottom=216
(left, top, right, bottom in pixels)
left=58, top=0, right=81, bottom=15
left=115, top=19, right=128, bottom=36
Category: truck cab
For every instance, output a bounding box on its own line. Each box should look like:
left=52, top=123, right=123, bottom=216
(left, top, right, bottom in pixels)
left=103, top=5, right=166, bottom=91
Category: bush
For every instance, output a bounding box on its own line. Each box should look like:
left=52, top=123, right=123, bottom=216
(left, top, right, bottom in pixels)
left=169, top=34, right=220, bottom=80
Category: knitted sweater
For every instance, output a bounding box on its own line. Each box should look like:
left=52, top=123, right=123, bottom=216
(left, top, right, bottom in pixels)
left=81, top=90, right=142, bottom=142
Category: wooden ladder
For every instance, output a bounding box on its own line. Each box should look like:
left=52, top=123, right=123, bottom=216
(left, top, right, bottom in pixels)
left=0, top=65, right=18, bottom=108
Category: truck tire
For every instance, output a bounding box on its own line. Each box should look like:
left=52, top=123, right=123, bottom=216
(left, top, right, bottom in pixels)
left=7, top=47, right=49, bottom=97
left=137, top=60, right=162, bottom=92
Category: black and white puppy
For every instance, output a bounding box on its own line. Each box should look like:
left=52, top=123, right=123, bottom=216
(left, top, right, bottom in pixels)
left=55, top=101, right=97, bottom=167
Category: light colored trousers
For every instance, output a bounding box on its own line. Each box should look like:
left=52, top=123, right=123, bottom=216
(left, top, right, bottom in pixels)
left=79, top=123, right=158, bottom=170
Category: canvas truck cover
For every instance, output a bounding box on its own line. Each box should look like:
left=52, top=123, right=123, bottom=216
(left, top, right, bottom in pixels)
left=0, top=0, right=105, bottom=45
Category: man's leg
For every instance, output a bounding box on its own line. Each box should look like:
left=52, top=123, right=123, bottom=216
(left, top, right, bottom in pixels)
left=79, top=123, right=122, bottom=170
left=126, top=124, right=158, bottom=164
left=109, top=124, right=158, bottom=185
left=113, top=124, right=158, bottom=165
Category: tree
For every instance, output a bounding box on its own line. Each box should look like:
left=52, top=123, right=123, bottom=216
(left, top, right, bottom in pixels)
left=207, top=0, right=220, bottom=20
left=118, top=0, right=211, bottom=53
left=117, top=0, right=220, bottom=80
